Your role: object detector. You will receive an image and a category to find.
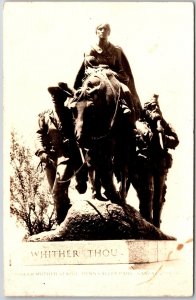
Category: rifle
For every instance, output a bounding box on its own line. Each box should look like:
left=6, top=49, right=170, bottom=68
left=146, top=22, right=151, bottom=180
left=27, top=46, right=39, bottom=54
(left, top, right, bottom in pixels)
left=157, top=120, right=164, bottom=150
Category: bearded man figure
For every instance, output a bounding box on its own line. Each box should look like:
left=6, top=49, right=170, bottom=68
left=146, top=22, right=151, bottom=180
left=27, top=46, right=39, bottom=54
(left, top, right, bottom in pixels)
left=129, top=94, right=179, bottom=228
left=35, top=86, right=88, bottom=225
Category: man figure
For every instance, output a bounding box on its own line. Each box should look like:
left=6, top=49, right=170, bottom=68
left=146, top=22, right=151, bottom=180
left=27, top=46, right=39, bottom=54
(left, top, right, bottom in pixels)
left=35, top=86, right=88, bottom=225
left=74, top=23, right=142, bottom=122
left=130, top=94, right=179, bottom=228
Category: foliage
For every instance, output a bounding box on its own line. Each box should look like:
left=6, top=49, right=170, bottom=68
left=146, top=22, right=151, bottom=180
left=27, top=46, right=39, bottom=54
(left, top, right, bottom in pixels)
left=10, top=130, right=56, bottom=235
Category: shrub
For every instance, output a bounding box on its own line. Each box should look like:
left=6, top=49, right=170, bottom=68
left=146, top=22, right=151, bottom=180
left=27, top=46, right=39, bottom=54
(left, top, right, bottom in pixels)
left=10, top=130, right=56, bottom=235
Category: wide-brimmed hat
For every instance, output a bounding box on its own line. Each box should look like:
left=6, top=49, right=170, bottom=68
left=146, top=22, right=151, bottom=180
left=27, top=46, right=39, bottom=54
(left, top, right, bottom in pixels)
left=58, top=82, right=74, bottom=97
left=144, top=94, right=159, bottom=110
left=48, top=86, right=69, bottom=99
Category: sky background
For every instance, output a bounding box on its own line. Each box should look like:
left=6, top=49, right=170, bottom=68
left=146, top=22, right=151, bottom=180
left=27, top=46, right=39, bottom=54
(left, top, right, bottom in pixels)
left=3, top=2, right=194, bottom=240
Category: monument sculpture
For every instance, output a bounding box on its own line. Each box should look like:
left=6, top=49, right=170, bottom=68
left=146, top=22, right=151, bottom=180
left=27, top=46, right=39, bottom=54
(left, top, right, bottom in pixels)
left=28, top=23, right=179, bottom=242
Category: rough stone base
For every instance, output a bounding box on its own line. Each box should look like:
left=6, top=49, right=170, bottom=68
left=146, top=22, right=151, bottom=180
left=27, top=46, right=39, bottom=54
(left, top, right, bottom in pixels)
left=27, top=200, right=176, bottom=242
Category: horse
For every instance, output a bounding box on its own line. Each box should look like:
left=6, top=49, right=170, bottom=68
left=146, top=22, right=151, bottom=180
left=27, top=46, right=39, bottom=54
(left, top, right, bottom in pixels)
left=68, top=67, right=136, bottom=204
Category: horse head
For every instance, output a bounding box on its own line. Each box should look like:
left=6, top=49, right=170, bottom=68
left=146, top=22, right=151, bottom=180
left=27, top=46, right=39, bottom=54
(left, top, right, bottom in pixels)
left=69, top=69, right=121, bottom=148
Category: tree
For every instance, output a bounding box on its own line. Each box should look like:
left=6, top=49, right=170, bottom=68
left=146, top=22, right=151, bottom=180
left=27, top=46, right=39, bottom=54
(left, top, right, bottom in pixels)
left=10, top=130, right=56, bottom=235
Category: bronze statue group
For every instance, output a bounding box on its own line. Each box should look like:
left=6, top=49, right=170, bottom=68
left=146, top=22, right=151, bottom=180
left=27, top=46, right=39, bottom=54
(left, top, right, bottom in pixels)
left=35, top=24, right=179, bottom=230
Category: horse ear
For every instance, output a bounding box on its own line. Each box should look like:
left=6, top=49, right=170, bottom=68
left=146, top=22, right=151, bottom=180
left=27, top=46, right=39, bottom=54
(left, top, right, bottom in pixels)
left=67, top=98, right=77, bottom=108
left=75, top=90, right=81, bottom=97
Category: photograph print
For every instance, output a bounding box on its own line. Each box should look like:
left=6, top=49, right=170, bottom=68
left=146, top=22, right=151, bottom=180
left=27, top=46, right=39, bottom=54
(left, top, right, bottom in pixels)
left=3, top=2, right=194, bottom=297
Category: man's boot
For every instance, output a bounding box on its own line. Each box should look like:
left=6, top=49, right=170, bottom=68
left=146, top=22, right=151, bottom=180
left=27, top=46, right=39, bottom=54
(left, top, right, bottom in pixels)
left=75, top=164, right=88, bottom=194
left=52, top=180, right=71, bottom=225
left=55, top=194, right=72, bottom=225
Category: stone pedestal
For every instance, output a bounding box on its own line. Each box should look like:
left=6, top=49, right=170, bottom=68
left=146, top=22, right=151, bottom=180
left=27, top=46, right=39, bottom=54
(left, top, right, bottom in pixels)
left=12, top=240, right=178, bottom=266
left=6, top=239, right=193, bottom=297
